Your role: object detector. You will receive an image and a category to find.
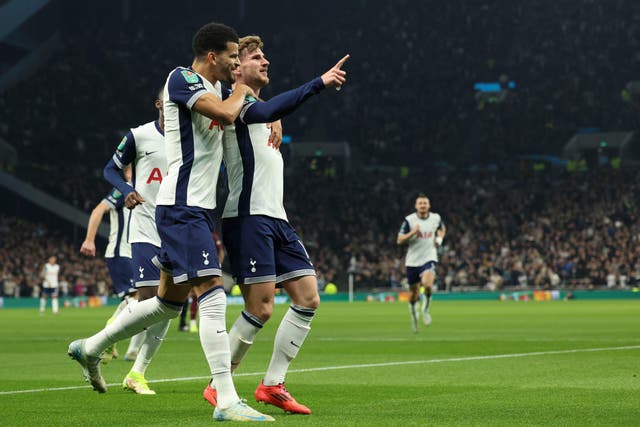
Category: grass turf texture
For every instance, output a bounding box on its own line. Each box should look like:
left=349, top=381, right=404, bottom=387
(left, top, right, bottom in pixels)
left=0, top=300, right=638, bottom=426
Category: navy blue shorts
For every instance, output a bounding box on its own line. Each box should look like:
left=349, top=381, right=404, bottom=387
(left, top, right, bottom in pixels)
left=132, top=242, right=161, bottom=288
left=106, top=256, right=136, bottom=298
left=155, top=205, right=221, bottom=284
left=41, top=287, right=58, bottom=297
left=222, top=215, right=315, bottom=285
left=406, top=261, right=437, bottom=285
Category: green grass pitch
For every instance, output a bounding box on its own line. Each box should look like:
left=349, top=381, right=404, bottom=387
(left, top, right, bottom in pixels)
left=0, top=299, right=638, bottom=426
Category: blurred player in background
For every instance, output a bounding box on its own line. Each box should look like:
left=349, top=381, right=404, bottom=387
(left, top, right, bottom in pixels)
left=80, top=166, right=145, bottom=363
left=39, top=256, right=60, bottom=314
left=203, top=35, right=348, bottom=415
left=69, top=22, right=274, bottom=422
left=397, top=193, right=446, bottom=333
left=101, top=88, right=168, bottom=394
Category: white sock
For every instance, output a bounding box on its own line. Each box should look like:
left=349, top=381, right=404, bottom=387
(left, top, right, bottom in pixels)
left=123, top=297, right=145, bottom=355
left=423, top=295, right=432, bottom=313
left=108, top=299, right=128, bottom=324
left=229, top=310, right=263, bottom=372
left=84, top=297, right=182, bottom=357
left=126, top=330, right=146, bottom=355
left=409, top=302, right=418, bottom=330
left=198, top=289, right=239, bottom=409
left=263, top=305, right=315, bottom=386
left=52, top=297, right=59, bottom=314
left=39, top=298, right=46, bottom=313
left=132, top=319, right=171, bottom=375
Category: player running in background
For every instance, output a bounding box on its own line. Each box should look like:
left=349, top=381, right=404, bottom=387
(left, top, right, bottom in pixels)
left=397, top=193, right=446, bottom=333
left=39, top=256, right=60, bottom=314
left=69, top=22, right=274, bottom=422
left=81, top=166, right=145, bottom=363
left=203, top=35, right=348, bottom=415
left=101, top=88, right=169, bottom=395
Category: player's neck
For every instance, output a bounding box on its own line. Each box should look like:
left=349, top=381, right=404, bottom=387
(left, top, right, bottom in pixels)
left=417, top=212, right=430, bottom=219
left=191, top=62, right=218, bottom=86
left=235, top=80, right=261, bottom=97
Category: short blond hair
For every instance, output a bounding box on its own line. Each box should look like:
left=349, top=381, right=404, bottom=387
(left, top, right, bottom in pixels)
left=238, top=35, right=264, bottom=58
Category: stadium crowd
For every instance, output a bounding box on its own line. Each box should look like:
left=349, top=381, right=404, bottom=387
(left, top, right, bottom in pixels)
left=2, top=165, right=639, bottom=298
left=0, top=216, right=109, bottom=298
left=2, top=1, right=640, bottom=296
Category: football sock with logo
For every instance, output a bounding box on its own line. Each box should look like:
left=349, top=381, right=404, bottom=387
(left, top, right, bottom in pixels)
left=198, top=289, right=239, bottom=408
left=84, top=296, right=182, bottom=357
left=132, top=319, right=171, bottom=375
left=263, top=305, right=315, bottom=386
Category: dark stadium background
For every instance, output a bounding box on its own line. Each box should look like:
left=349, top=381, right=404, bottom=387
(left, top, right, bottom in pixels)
left=2, top=0, right=640, bottom=298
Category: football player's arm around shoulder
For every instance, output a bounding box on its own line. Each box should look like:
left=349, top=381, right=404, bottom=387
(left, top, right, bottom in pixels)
left=192, top=84, right=255, bottom=125
left=166, top=68, right=255, bottom=125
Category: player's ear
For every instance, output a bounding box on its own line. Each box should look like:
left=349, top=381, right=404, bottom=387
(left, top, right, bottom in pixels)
left=207, top=51, right=217, bottom=66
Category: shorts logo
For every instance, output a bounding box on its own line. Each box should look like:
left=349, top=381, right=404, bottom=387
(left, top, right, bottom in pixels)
left=249, top=258, right=257, bottom=273
left=181, top=69, right=199, bottom=84
left=202, top=251, right=210, bottom=266
left=139, top=266, right=144, bottom=279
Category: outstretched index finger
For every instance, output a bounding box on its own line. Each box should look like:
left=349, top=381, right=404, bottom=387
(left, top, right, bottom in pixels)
left=335, top=54, right=350, bottom=70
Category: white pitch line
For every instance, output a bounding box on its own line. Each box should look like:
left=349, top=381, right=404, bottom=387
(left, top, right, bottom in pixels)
left=1, top=345, right=638, bottom=396
left=317, top=337, right=640, bottom=343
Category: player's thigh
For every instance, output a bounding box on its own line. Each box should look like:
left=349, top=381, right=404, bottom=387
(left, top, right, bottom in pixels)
left=421, top=270, right=436, bottom=287
left=191, top=275, right=224, bottom=300
left=282, top=275, right=319, bottom=309
left=420, top=262, right=437, bottom=287
left=157, top=270, right=191, bottom=303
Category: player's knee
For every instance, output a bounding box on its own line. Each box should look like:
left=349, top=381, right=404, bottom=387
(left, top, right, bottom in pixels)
left=291, top=293, right=320, bottom=310
left=249, top=305, right=274, bottom=323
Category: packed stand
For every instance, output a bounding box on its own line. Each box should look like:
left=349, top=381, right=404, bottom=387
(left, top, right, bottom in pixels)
left=0, top=216, right=110, bottom=298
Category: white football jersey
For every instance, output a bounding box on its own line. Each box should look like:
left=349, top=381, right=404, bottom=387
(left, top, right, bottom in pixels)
left=43, top=263, right=60, bottom=288
left=399, top=212, right=443, bottom=267
left=222, top=109, right=287, bottom=220
left=113, top=121, right=165, bottom=246
left=157, top=67, right=224, bottom=209
left=103, top=188, right=132, bottom=258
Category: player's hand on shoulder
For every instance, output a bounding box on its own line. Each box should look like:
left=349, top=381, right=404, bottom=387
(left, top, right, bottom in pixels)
left=321, top=54, right=349, bottom=89
left=80, top=240, right=96, bottom=257
left=125, top=191, right=145, bottom=209
left=236, top=84, right=256, bottom=99
left=267, top=120, right=283, bottom=149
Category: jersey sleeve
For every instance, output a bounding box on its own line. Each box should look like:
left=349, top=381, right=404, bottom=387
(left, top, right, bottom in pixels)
left=399, top=219, right=410, bottom=235
left=167, top=68, right=208, bottom=109
left=240, top=77, right=325, bottom=124
left=112, top=131, right=136, bottom=169
left=103, top=187, right=124, bottom=210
